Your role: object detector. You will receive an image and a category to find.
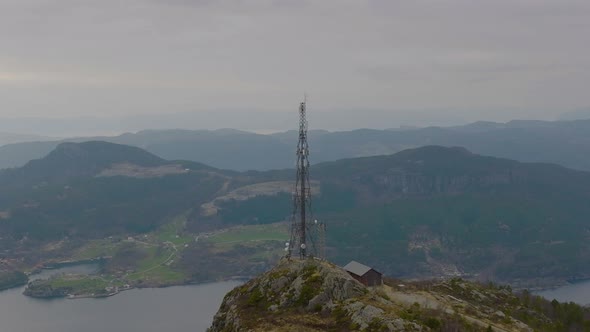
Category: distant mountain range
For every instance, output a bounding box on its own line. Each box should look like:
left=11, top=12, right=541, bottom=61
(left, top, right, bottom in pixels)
left=1, top=141, right=590, bottom=285
left=559, top=109, right=590, bottom=120
left=0, top=132, right=55, bottom=147
left=3, top=119, right=590, bottom=172
left=0, top=109, right=465, bottom=137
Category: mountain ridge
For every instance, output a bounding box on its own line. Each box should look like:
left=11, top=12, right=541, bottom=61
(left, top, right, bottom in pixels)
left=1, top=142, right=590, bottom=286
left=4, top=119, right=590, bottom=171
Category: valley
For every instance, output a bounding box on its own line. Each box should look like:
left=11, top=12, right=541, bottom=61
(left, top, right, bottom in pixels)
left=21, top=218, right=287, bottom=299
left=2, top=141, right=590, bottom=299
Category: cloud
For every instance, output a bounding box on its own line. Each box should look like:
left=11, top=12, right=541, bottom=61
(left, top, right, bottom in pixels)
left=0, top=0, right=589, bottom=123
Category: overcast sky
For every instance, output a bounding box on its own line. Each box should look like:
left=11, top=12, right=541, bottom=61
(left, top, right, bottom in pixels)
left=1, top=0, right=590, bottom=131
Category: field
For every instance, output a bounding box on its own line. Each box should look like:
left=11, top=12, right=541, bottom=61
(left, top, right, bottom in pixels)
left=72, top=239, right=122, bottom=260
left=125, top=245, right=187, bottom=283
left=206, top=223, right=289, bottom=244
left=47, top=276, right=111, bottom=293
left=25, top=218, right=291, bottom=298
left=154, top=213, right=194, bottom=246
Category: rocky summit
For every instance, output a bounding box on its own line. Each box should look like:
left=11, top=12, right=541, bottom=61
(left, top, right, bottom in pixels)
left=209, top=259, right=590, bottom=331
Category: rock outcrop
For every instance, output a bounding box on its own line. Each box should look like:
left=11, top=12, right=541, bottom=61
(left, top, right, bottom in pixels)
left=211, top=259, right=351, bottom=331
left=208, top=259, right=579, bottom=331
left=209, top=259, right=426, bottom=331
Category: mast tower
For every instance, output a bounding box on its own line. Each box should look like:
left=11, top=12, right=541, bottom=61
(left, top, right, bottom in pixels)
left=287, top=98, right=324, bottom=259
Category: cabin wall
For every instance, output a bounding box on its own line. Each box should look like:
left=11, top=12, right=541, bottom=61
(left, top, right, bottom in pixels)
left=362, top=269, right=382, bottom=286
left=350, top=273, right=363, bottom=285
left=348, top=270, right=382, bottom=287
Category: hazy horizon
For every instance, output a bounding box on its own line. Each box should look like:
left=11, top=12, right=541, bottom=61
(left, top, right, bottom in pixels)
left=1, top=0, right=590, bottom=135
left=0, top=108, right=585, bottom=138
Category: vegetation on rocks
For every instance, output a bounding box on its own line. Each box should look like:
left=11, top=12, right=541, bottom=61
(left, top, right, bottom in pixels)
left=209, top=259, right=366, bottom=331
left=209, top=260, right=590, bottom=331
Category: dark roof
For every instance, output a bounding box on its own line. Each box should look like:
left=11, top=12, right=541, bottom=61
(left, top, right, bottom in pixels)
left=343, top=261, right=378, bottom=276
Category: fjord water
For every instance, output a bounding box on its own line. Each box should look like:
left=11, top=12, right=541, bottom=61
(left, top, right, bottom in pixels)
left=0, top=264, right=241, bottom=332
left=535, top=280, right=590, bottom=305
left=4, top=265, right=590, bottom=332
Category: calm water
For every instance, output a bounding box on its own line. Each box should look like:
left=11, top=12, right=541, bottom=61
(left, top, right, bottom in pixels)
left=5, top=264, right=590, bottom=332
left=0, top=264, right=242, bottom=332
left=535, top=280, right=590, bottom=305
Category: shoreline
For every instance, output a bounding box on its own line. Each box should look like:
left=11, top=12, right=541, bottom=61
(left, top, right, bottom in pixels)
left=64, top=277, right=252, bottom=300
left=10, top=270, right=590, bottom=301
left=14, top=257, right=590, bottom=299
left=24, top=276, right=251, bottom=300
left=0, top=280, right=28, bottom=292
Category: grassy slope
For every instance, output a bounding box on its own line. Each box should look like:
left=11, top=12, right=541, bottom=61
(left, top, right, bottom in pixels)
left=26, top=218, right=288, bottom=297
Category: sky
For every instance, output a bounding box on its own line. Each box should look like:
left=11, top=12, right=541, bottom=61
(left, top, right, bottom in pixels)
left=1, top=0, right=590, bottom=134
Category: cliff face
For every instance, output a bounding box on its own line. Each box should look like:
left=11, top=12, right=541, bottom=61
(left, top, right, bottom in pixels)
left=210, top=259, right=590, bottom=331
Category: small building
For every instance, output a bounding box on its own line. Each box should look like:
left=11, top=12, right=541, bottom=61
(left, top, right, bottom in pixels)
left=343, top=261, right=383, bottom=287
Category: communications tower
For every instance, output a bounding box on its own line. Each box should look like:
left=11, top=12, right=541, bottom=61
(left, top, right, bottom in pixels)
left=287, top=98, right=325, bottom=259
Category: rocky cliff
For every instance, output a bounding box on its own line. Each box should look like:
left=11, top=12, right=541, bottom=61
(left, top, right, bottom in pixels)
left=209, top=259, right=590, bottom=331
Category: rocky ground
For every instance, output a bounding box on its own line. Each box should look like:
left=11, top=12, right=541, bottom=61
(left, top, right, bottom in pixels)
left=209, top=259, right=590, bottom=332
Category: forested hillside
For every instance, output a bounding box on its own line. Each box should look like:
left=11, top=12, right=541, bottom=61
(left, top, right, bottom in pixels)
left=1, top=142, right=590, bottom=286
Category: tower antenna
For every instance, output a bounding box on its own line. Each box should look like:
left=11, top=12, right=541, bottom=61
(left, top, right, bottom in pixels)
left=287, top=98, right=323, bottom=259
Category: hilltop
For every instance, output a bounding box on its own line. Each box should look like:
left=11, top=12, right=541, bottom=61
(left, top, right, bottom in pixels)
left=0, top=141, right=222, bottom=240
left=215, top=145, right=590, bottom=286
left=209, top=259, right=590, bottom=331
left=1, top=141, right=167, bottom=185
